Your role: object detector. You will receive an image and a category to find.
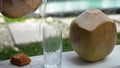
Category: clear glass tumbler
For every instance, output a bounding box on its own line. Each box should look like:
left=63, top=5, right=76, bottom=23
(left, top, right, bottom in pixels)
left=42, top=24, right=62, bottom=68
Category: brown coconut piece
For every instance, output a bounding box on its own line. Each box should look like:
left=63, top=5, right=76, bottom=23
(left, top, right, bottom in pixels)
left=70, top=9, right=117, bottom=62
left=10, top=53, right=31, bottom=66
left=2, top=0, right=42, bottom=18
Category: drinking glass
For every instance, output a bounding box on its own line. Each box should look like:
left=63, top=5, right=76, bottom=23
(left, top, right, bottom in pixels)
left=42, top=24, right=62, bottom=68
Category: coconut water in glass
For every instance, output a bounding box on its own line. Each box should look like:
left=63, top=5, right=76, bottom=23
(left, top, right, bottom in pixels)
left=43, top=24, right=62, bottom=68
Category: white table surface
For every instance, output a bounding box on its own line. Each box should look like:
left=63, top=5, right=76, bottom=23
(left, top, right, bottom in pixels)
left=0, top=45, right=120, bottom=68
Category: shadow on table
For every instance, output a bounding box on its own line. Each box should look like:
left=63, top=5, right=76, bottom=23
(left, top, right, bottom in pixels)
left=110, top=65, right=120, bottom=68
left=70, top=56, right=94, bottom=65
left=69, top=55, right=108, bottom=66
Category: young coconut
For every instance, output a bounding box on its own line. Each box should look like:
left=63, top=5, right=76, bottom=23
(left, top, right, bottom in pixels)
left=1, top=0, right=42, bottom=18
left=70, top=9, right=117, bottom=62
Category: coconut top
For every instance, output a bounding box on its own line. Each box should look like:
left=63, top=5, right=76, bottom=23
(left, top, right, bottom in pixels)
left=1, top=0, right=42, bottom=18
left=73, top=9, right=114, bottom=31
